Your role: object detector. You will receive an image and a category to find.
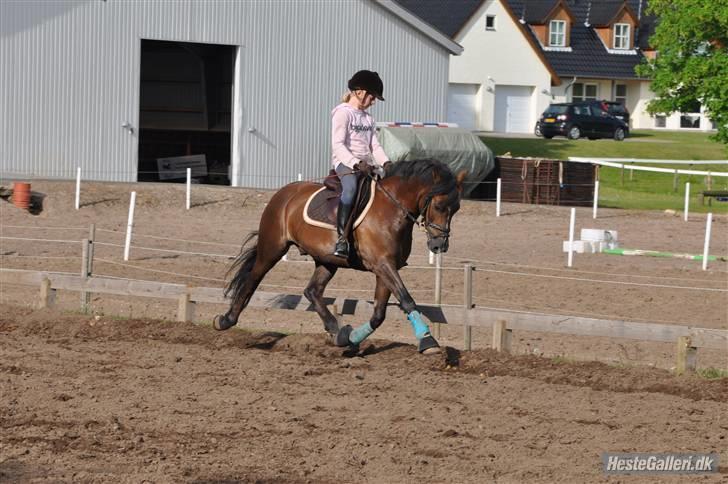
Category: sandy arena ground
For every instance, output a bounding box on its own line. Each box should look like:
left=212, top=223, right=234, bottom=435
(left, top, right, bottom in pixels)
left=1, top=180, right=727, bottom=482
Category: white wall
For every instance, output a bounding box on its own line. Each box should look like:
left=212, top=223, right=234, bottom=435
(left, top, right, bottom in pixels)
left=449, top=0, right=553, bottom=131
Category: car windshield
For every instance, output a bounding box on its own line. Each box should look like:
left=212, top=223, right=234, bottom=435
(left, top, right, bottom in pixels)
left=543, top=105, right=568, bottom=115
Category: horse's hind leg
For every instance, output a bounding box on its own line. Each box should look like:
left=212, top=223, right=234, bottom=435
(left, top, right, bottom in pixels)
left=214, top=231, right=289, bottom=331
left=303, top=263, right=339, bottom=335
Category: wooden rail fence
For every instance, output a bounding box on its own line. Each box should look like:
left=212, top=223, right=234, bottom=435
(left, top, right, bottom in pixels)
left=2, top=268, right=726, bottom=374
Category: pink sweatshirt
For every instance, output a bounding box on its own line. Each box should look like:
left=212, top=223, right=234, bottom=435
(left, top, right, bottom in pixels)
left=331, top=103, right=389, bottom=169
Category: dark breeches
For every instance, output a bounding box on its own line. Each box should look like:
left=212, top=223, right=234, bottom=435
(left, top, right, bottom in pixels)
left=335, top=163, right=358, bottom=205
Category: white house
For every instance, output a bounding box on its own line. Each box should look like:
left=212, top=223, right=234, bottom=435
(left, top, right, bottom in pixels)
left=395, top=0, right=716, bottom=134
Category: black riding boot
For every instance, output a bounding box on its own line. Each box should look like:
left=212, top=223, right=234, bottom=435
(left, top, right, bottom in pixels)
left=333, top=201, right=353, bottom=258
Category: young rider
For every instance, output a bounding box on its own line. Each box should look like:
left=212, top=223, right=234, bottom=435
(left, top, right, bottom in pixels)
left=330, top=70, right=391, bottom=258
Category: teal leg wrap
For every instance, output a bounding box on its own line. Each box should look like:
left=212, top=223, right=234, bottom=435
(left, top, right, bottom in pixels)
left=407, top=311, right=430, bottom=340
left=349, top=322, right=374, bottom=345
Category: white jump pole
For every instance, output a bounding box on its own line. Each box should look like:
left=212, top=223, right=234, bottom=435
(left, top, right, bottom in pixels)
left=75, top=167, right=81, bottom=210
left=186, top=168, right=191, bottom=210
left=684, top=182, right=690, bottom=222
left=123, top=191, right=137, bottom=261
left=567, top=207, right=576, bottom=267
left=496, top=178, right=502, bottom=217
left=592, top=180, right=599, bottom=219
left=702, top=212, right=712, bottom=271
left=297, top=173, right=302, bottom=182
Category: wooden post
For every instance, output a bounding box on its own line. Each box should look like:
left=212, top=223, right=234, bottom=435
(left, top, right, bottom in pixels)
left=463, top=264, right=474, bottom=351
left=38, top=277, right=55, bottom=309
left=80, top=238, right=90, bottom=313
left=676, top=336, right=697, bottom=375
left=629, top=166, right=633, bottom=181
left=434, top=252, right=442, bottom=338
left=177, top=291, right=195, bottom=322
left=672, top=170, right=679, bottom=192
left=492, top=319, right=512, bottom=353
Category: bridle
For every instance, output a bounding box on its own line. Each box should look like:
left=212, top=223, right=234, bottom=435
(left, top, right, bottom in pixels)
left=372, top=175, right=452, bottom=244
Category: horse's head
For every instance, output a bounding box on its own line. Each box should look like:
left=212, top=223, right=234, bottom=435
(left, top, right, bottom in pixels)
left=421, top=169, right=466, bottom=254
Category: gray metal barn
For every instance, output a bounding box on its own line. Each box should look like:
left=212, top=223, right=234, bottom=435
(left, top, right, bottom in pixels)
left=0, top=0, right=461, bottom=188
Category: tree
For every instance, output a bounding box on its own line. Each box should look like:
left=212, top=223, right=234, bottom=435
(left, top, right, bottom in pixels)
left=636, top=0, right=728, bottom=145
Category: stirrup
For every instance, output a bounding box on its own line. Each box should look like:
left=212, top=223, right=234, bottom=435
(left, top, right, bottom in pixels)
left=333, top=238, right=349, bottom=258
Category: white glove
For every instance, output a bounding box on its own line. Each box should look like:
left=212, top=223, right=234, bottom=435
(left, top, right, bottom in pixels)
left=373, top=165, right=385, bottom=179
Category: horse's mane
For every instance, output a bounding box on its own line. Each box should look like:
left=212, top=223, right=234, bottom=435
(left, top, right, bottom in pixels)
left=385, top=159, right=458, bottom=204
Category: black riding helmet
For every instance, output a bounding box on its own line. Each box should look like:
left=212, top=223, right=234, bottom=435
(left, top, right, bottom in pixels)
left=348, top=70, right=385, bottom=101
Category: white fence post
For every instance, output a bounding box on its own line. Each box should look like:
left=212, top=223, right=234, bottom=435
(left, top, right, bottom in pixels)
left=186, top=168, right=191, bottom=210
left=75, top=167, right=81, bottom=210
left=124, top=191, right=137, bottom=261
left=567, top=207, right=576, bottom=268
left=297, top=173, right=302, bottom=182
left=702, top=213, right=712, bottom=271
left=592, top=180, right=599, bottom=219
left=684, top=182, right=690, bottom=222
left=496, top=178, right=502, bottom=217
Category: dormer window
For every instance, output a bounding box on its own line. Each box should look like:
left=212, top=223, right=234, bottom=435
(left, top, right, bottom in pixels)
left=549, top=20, right=566, bottom=46
left=614, top=23, right=631, bottom=49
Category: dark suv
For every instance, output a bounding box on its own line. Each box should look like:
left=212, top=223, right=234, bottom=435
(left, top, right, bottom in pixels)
left=535, top=101, right=629, bottom=141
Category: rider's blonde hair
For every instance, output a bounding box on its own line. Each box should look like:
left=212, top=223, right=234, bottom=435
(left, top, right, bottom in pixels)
left=340, top=91, right=352, bottom=103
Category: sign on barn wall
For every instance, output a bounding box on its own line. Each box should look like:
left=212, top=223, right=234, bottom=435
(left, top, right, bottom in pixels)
left=157, top=155, right=207, bottom=181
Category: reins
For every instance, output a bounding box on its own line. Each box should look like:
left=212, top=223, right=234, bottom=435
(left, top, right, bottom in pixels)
left=368, top=173, right=452, bottom=241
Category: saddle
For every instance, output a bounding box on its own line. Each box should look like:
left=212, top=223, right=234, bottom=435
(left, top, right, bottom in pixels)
left=303, top=170, right=376, bottom=230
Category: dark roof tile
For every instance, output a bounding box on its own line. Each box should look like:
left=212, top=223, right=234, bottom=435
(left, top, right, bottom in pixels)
left=392, top=0, right=483, bottom=38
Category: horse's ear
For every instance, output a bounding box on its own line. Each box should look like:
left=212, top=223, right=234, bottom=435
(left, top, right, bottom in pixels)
left=456, top=170, right=468, bottom=192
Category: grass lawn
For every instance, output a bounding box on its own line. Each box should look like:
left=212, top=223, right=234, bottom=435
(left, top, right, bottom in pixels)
left=480, top=130, right=728, bottom=213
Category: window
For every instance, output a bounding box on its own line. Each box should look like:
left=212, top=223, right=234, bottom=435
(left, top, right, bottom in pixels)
left=486, top=15, right=496, bottom=30
left=680, top=115, right=701, bottom=128
left=614, top=23, right=630, bottom=49
left=549, top=20, right=566, bottom=46
left=572, top=83, right=597, bottom=102
left=654, top=115, right=666, bottom=128
left=615, top=84, right=627, bottom=105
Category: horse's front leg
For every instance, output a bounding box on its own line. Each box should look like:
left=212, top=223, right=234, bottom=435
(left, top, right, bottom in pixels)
left=371, top=263, right=440, bottom=354
left=335, top=276, right=390, bottom=347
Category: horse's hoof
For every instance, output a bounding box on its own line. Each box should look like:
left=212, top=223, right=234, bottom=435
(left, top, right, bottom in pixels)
left=213, top=314, right=236, bottom=331
left=335, top=325, right=354, bottom=347
left=418, top=333, right=441, bottom=355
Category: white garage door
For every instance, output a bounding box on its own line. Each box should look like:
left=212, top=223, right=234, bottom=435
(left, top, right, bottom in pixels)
left=447, top=83, right=478, bottom=130
left=494, top=85, right=533, bottom=133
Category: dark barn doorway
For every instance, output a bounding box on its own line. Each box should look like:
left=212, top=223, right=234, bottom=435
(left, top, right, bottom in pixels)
left=138, top=40, right=234, bottom=185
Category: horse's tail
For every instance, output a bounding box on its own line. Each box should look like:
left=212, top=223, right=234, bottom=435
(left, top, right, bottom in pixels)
left=224, top=231, right=259, bottom=302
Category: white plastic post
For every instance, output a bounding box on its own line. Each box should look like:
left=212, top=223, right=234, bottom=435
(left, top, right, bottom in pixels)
left=75, top=167, right=81, bottom=210
left=567, top=207, right=576, bottom=268
left=496, top=178, right=502, bottom=217
left=702, top=213, right=712, bottom=271
left=297, top=173, right=302, bottom=182
left=186, top=168, right=191, bottom=210
left=592, top=180, right=599, bottom=219
left=123, top=191, right=136, bottom=261
left=684, top=182, right=690, bottom=222
left=429, top=250, right=435, bottom=265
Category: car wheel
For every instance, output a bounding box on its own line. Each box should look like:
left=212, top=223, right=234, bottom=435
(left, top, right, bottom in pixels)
left=567, top=126, right=581, bottom=140
left=534, top=123, right=542, bottom=137
left=614, top=127, right=625, bottom=141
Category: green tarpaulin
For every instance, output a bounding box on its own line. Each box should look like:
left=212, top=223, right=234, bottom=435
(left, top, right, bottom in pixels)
left=377, top=127, right=494, bottom=197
